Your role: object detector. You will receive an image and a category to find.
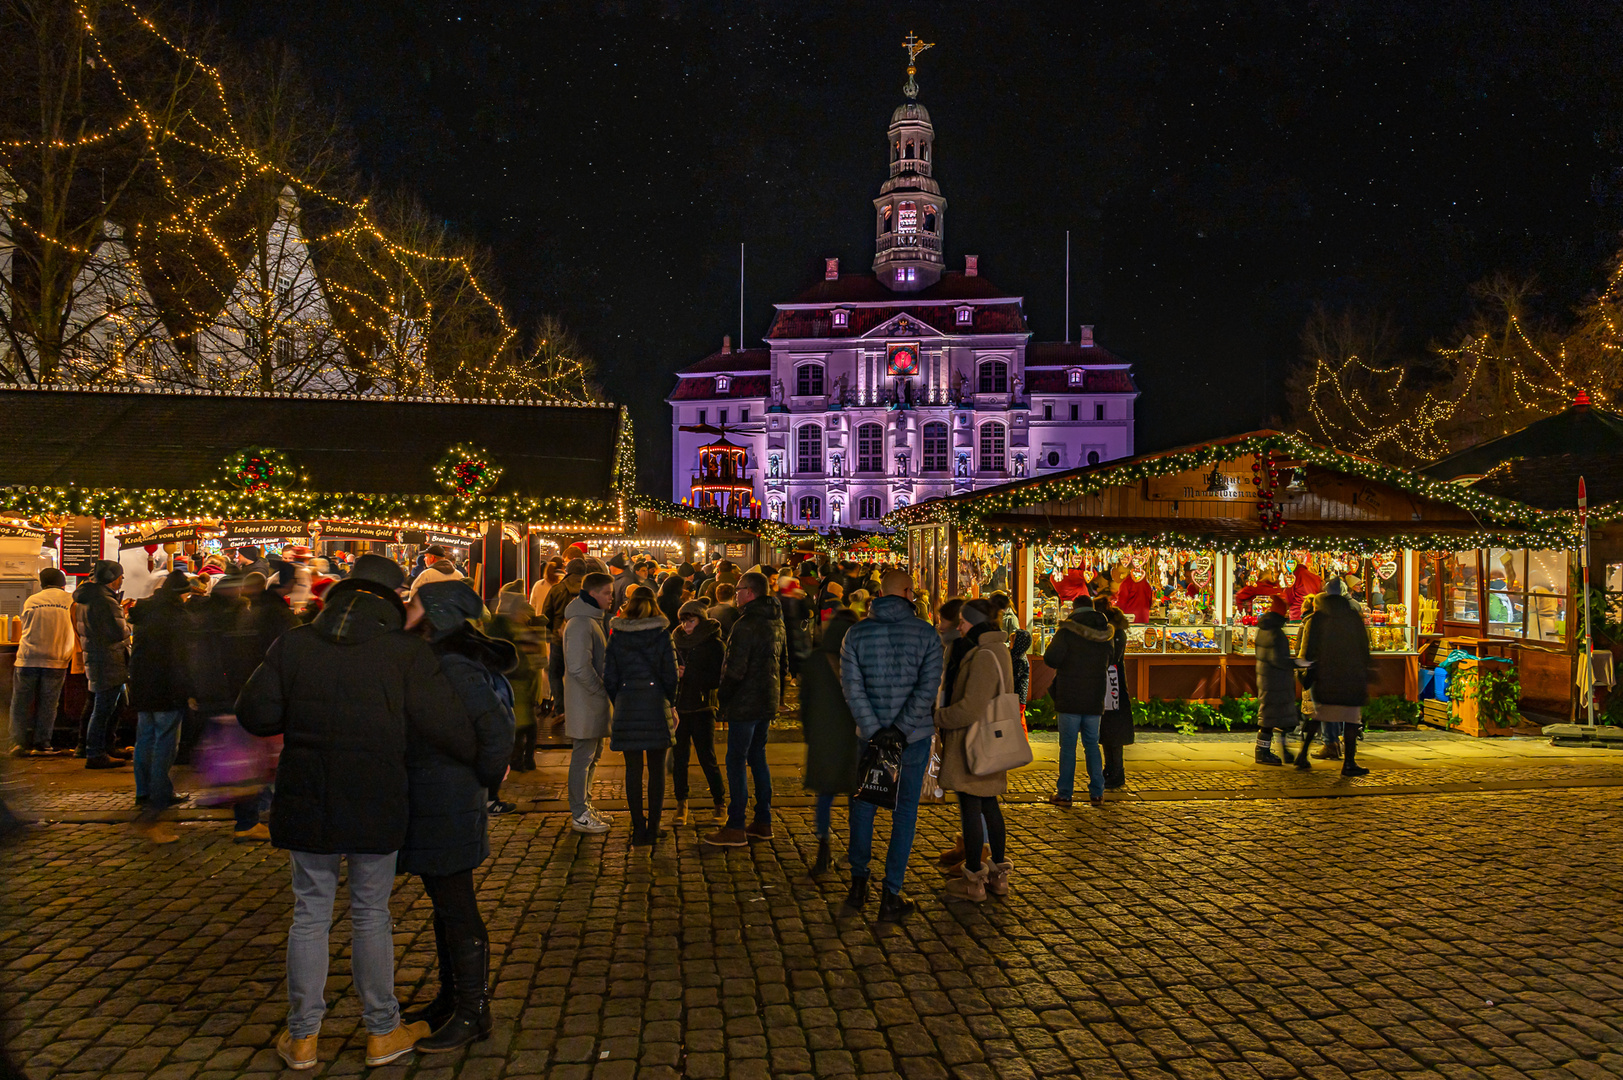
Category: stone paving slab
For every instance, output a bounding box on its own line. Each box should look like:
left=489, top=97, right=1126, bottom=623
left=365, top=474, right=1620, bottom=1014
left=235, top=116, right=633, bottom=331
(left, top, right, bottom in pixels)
left=3, top=789, right=1623, bottom=1079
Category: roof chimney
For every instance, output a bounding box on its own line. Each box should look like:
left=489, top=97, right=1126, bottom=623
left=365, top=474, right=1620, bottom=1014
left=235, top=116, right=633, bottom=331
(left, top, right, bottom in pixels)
left=825, top=258, right=839, bottom=281
left=964, top=255, right=978, bottom=277
left=721, top=334, right=732, bottom=354
left=1077, top=324, right=1094, bottom=347
left=1574, top=388, right=1591, bottom=411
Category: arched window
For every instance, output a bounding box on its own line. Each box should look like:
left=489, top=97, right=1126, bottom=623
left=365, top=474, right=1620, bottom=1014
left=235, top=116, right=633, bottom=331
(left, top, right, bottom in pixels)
left=881, top=206, right=893, bottom=234
left=857, top=422, right=883, bottom=472
left=923, top=205, right=938, bottom=232
left=797, top=424, right=822, bottom=474
left=1087, top=450, right=1101, bottom=466
left=798, top=495, right=822, bottom=522
left=897, top=201, right=917, bottom=233
left=922, top=142, right=930, bottom=162
left=978, top=359, right=1008, bottom=394
left=796, top=363, right=824, bottom=396
left=892, top=139, right=900, bottom=162
left=979, top=422, right=1006, bottom=473
left=768, top=498, right=784, bottom=521
left=922, top=421, right=949, bottom=472
left=905, top=141, right=915, bottom=159
left=858, top=496, right=882, bottom=520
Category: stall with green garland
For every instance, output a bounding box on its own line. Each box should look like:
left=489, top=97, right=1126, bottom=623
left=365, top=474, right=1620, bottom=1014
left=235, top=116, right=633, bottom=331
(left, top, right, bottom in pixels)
left=887, top=430, right=1570, bottom=708
left=0, top=385, right=631, bottom=582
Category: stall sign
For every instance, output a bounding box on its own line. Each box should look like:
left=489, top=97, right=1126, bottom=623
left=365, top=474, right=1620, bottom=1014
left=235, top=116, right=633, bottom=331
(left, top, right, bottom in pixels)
left=58, top=516, right=103, bottom=575
left=1144, top=468, right=1256, bottom=503
left=724, top=543, right=749, bottom=558
left=315, top=521, right=401, bottom=543
left=223, top=519, right=310, bottom=548
left=425, top=532, right=475, bottom=548
left=117, top=522, right=217, bottom=549
left=0, top=523, right=48, bottom=539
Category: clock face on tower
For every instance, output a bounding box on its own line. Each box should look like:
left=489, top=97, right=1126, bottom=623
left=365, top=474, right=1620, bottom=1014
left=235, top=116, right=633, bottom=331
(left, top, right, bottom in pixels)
left=887, top=342, right=920, bottom=376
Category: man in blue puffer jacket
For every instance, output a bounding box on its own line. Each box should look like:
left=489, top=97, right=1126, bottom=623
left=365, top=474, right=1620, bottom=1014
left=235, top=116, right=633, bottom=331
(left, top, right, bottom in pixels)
left=839, top=568, right=943, bottom=921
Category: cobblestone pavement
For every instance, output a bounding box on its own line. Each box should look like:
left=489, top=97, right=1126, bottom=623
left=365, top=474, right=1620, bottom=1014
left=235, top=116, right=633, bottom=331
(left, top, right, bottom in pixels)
left=4, top=788, right=1622, bottom=1080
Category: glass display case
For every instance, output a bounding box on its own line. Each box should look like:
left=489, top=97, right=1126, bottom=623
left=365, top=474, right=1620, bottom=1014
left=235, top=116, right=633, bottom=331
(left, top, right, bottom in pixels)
left=1130, top=625, right=1226, bottom=654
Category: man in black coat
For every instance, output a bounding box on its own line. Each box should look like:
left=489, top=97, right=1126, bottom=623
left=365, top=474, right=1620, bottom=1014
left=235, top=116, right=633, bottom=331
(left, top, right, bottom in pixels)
left=236, top=554, right=476, bottom=1071
left=703, top=572, right=787, bottom=847
left=127, top=570, right=194, bottom=842
left=1298, top=579, right=1373, bottom=777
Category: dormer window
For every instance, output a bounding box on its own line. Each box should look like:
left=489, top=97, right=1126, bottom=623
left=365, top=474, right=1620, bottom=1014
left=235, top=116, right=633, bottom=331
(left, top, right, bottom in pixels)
left=1067, top=368, right=1083, bottom=388
left=894, top=267, right=916, bottom=283
left=831, top=309, right=848, bottom=328
left=715, top=375, right=731, bottom=393
left=956, top=306, right=973, bottom=325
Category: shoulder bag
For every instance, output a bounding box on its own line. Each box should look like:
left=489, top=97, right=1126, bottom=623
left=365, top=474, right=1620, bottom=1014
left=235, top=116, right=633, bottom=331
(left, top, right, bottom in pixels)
left=964, top=652, right=1033, bottom=775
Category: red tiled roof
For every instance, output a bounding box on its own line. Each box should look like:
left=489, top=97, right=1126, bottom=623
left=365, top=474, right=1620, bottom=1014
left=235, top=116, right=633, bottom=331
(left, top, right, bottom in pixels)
left=1025, top=342, right=1129, bottom=367
left=676, top=348, right=771, bottom=375
left=768, top=302, right=1027, bottom=340
left=1027, top=369, right=1138, bottom=394
left=787, top=271, right=1016, bottom=305
left=669, top=374, right=771, bottom=401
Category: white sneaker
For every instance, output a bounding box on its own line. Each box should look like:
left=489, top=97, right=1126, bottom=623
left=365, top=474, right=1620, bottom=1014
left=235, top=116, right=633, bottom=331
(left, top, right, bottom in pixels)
left=588, top=808, right=613, bottom=828
left=571, top=811, right=610, bottom=835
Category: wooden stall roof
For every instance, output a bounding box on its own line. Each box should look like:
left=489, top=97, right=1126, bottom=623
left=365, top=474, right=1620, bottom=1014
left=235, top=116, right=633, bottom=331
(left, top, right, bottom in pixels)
left=1422, top=398, right=1623, bottom=513
left=888, top=430, right=1556, bottom=550
left=0, top=386, right=621, bottom=500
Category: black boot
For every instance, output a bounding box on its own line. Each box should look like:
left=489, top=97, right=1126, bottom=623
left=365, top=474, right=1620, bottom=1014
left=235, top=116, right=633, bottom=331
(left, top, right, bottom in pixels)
left=877, top=888, right=916, bottom=923
left=415, top=934, right=492, bottom=1053
left=1278, top=731, right=1295, bottom=765
left=403, top=916, right=455, bottom=1029
left=811, top=836, right=831, bottom=877
left=1254, top=732, right=1282, bottom=766
left=1341, top=724, right=1369, bottom=778
left=843, top=873, right=869, bottom=911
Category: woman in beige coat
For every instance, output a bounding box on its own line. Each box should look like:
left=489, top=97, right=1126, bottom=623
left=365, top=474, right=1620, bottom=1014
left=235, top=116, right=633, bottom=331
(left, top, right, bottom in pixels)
left=934, top=598, right=1014, bottom=903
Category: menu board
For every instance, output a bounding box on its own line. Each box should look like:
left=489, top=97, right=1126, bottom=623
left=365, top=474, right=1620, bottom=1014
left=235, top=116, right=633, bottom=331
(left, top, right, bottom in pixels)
left=58, top=516, right=104, bottom=576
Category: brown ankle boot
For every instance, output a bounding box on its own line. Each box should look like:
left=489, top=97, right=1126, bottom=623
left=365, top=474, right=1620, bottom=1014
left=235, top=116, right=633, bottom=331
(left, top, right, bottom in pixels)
left=986, top=859, right=1013, bottom=896
left=944, top=863, right=989, bottom=903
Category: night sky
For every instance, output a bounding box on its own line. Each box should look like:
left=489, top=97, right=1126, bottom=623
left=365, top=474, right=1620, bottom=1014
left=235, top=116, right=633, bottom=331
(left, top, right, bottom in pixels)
left=214, top=1, right=1623, bottom=495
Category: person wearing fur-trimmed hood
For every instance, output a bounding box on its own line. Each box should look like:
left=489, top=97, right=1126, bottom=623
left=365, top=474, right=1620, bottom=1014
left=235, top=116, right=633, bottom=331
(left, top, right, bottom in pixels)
left=606, top=593, right=679, bottom=845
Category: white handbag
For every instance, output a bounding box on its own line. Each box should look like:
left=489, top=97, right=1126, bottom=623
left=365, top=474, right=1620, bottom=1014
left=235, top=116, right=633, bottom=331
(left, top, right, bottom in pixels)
left=964, top=652, right=1033, bottom=775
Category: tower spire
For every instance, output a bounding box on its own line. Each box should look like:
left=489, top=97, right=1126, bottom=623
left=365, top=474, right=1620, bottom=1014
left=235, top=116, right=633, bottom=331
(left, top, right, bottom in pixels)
left=902, top=31, right=934, bottom=99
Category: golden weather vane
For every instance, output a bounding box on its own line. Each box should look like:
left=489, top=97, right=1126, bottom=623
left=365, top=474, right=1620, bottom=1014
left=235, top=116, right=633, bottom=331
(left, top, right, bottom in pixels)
left=902, top=31, right=934, bottom=99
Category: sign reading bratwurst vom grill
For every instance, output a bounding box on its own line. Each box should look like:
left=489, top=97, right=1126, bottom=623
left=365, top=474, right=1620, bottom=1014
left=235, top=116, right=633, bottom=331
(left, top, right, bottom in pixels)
left=313, top=521, right=401, bottom=543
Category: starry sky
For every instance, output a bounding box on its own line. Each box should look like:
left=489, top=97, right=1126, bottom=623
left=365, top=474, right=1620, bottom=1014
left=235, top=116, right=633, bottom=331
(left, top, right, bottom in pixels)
left=214, top=0, right=1623, bottom=495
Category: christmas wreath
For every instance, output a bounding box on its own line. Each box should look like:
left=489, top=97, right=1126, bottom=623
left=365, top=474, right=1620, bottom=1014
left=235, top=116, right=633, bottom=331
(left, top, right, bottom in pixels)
left=222, top=447, right=297, bottom=493
left=435, top=443, right=503, bottom=497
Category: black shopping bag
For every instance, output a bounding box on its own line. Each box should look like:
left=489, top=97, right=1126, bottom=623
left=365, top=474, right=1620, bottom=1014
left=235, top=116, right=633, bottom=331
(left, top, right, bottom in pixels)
left=854, top=726, right=906, bottom=810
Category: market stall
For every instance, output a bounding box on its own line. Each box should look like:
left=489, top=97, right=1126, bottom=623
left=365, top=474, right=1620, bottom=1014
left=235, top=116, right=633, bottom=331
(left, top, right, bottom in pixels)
left=889, top=430, right=1558, bottom=706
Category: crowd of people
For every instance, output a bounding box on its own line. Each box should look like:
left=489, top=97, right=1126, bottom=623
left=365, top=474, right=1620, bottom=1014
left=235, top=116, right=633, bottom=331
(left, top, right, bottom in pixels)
left=4, top=538, right=1376, bottom=1070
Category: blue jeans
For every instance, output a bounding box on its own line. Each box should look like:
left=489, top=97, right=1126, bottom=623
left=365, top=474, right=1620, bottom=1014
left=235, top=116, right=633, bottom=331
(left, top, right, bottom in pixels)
left=287, top=850, right=400, bottom=1038
left=1057, top=713, right=1104, bottom=800
left=725, top=715, right=772, bottom=829
left=9, top=667, right=67, bottom=749
left=84, top=686, right=124, bottom=759
left=815, top=793, right=835, bottom=839
left=134, top=710, right=184, bottom=805
left=848, top=734, right=931, bottom=895
left=1320, top=720, right=1344, bottom=740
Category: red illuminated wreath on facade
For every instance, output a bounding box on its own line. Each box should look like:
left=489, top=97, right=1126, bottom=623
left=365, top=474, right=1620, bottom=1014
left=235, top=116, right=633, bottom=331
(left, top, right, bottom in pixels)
left=222, top=447, right=297, bottom=493
left=435, top=443, right=503, bottom=497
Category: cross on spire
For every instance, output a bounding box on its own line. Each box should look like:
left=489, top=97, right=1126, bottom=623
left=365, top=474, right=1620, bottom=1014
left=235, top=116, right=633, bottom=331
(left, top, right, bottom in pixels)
left=902, top=31, right=934, bottom=99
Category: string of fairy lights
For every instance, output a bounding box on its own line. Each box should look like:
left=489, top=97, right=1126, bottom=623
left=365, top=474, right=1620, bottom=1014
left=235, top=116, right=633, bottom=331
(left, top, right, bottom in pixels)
left=1, top=0, right=595, bottom=401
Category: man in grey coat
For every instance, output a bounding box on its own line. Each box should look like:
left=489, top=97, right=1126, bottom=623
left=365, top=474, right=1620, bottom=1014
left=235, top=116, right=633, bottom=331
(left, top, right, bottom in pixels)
left=563, top=572, right=614, bottom=833
left=838, top=569, right=943, bottom=921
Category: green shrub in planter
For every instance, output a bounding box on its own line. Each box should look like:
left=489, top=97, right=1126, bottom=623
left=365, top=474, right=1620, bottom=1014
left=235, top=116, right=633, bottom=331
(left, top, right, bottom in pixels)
left=1360, top=694, right=1420, bottom=729
left=1026, top=695, right=1058, bottom=731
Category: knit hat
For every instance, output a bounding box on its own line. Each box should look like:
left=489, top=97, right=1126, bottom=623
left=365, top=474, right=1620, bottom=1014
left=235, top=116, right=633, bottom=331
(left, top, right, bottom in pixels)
left=825, top=582, right=844, bottom=599
left=39, top=567, right=66, bottom=589
left=1324, top=578, right=1345, bottom=596
left=237, top=545, right=262, bottom=560
left=160, top=569, right=192, bottom=593
left=608, top=551, right=630, bottom=571
left=349, top=553, right=407, bottom=591
left=678, top=561, right=698, bottom=578
left=678, top=599, right=708, bottom=620
left=92, top=559, right=123, bottom=585
left=960, top=601, right=991, bottom=626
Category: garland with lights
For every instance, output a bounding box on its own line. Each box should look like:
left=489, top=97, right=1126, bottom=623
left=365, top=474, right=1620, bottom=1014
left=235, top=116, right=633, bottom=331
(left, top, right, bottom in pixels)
left=221, top=447, right=299, bottom=493
left=0, top=485, right=625, bottom=531
left=434, top=443, right=502, bottom=497
left=629, top=494, right=804, bottom=550
left=881, top=431, right=1584, bottom=552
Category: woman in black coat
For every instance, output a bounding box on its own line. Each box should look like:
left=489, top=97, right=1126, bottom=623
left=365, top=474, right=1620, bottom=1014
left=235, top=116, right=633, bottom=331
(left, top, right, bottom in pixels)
left=399, top=581, right=516, bottom=1054
left=671, top=600, right=726, bottom=823
left=1252, top=598, right=1299, bottom=766
left=606, top=593, right=678, bottom=845
left=1095, top=598, right=1135, bottom=790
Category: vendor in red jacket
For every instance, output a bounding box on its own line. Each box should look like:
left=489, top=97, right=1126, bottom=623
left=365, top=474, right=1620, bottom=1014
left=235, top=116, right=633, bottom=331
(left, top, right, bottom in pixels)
left=1114, top=569, right=1155, bottom=624
left=1050, top=565, right=1091, bottom=603
left=1233, top=567, right=1286, bottom=618
left=1283, top=559, right=1323, bottom=619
